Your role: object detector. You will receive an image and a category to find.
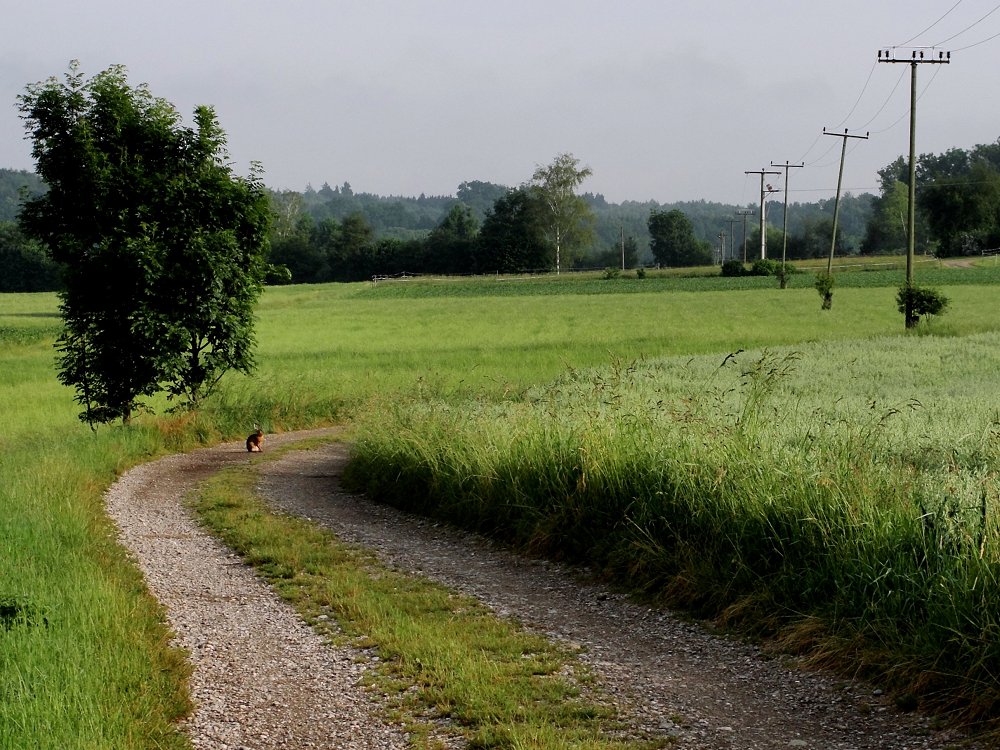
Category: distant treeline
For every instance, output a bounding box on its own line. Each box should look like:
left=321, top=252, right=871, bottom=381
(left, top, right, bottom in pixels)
left=8, top=133, right=1000, bottom=289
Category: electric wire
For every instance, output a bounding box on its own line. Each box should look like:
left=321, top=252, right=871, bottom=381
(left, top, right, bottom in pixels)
left=832, top=60, right=878, bottom=129
left=933, top=2, right=1000, bottom=45
left=952, top=28, right=1000, bottom=50
left=857, top=66, right=907, bottom=130
left=896, top=0, right=964, bottom=46
left=869, top=65, right=944, bottom=135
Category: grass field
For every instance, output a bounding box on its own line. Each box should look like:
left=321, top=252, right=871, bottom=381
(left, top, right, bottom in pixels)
left=1, top=260, right=999, bottom=747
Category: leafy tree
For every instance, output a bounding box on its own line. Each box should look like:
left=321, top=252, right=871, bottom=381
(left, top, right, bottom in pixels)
left=456, top=180, right=509, bottom=222
left=896, top=283, right=949, bottom=326
left=269, top=215, right=325, bottom=284
left=425, top=203, right=479, bottom=273
left=478, top=188, right=550, bottom=273
left=592, top=235, right=639, bottom=270
left=918, top=148, right=1000, bottom=256
left=0, top=169, right=46, bottom=222
left=530, top=153, right=595, bottom=273
left=18, top=62, right=270, bottom=424
left=648, top=209, right=712, bottom=267
left=0, top=221, right=62, bottom=291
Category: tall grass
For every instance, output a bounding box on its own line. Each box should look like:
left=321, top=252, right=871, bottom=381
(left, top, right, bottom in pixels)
left=346, top=334, right=1000, bottom=725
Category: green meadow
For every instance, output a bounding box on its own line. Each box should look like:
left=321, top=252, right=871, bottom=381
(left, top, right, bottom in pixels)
left=2, top=264, right=1000, bottom=747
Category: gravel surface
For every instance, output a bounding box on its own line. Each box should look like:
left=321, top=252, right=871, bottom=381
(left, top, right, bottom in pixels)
left=106, top=430, right=983, bottom=749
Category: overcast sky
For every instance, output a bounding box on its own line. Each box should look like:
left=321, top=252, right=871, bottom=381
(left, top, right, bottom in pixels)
left=3, top=1, right=999, bottom=206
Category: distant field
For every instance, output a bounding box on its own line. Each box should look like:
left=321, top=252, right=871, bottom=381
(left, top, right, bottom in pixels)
left=2, top=260, right=1000, bottom=746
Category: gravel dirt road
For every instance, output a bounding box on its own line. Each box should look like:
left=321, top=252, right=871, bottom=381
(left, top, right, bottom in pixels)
left=106, top=430, right=982, bottom=749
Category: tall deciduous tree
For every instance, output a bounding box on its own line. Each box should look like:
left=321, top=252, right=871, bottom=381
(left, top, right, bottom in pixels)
left=478, top=187, right=550, bottom=273
left=18, top=62, right=270, bottom=424
left=530, top=153, right=595, bottom=274
left=648, top=209, right=712, bottom=267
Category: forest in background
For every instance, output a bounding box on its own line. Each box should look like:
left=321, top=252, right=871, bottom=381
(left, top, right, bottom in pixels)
left=4, top=132, right=1000, bottom=288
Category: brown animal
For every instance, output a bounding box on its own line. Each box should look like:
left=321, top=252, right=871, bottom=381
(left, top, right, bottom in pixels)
left=246, top=428, right=264, bottom=452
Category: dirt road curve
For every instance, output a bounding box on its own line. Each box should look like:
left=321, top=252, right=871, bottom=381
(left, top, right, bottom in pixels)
left=106, top=430, right=980, bottom=750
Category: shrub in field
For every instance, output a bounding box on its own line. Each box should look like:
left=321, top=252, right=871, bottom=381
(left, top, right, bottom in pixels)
left=814, top=272, right=835, bottom=309
left=896, top=283, right=949, bottom=327
left=720, top=260, right=746, bottom=277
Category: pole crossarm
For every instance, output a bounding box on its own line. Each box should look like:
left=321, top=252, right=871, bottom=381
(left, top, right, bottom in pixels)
left=877, top=48, right=951, bottom=64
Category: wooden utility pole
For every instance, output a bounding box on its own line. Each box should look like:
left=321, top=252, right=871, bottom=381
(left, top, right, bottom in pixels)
left=822, top=128, right=869, bottom=274
left=877, top=47, right=950, bottom=327
left=745, top=169, right=781, bottom=260
left=725, top=218, right=739, bottom=262
left=736, top=209, right=754, bottom=263
left=620, top=224, right=626, bottom=270
left=770, top=161, right=804, bottom=285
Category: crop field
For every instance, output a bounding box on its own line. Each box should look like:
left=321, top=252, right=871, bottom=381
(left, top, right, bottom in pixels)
left=2, top=262, right=1000, bottom=747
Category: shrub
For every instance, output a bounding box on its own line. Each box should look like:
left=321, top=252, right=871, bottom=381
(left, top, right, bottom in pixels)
left=720, top=260, right=746, bottom=277
left=814, top=272, right=834, bottom=310
left=896, top=283, right=949, bottom=326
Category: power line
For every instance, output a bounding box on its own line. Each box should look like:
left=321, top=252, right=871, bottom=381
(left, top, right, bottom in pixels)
left=869, top=64, right=945, bottom=134
left=857, top=66, right=907, bottom=130
left=832, top=61, right=878, bottom=129
left=934, top=2, right=1000, bottom=45
left=897, top=0, right=964, bottom=46
left=953, top=28, right=1000, bottom=51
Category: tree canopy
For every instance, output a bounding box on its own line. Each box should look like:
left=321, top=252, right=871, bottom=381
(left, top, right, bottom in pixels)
left=648, top=209, right=712, bottom=267
left=18, top=62, right=270, bottom=424
left=530, top=153, right=595, bottom=274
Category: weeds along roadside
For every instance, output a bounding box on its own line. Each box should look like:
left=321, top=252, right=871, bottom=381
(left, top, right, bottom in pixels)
left=344, top=336, right=1000, bottom=732
left=188, top=444, right=667, bottom=750
left=0, top=368, right=344, bottom=749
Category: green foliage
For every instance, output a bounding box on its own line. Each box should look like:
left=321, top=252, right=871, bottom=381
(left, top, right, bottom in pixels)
left=0, top=221, right=62, bottom=292
left=648, top=208, right=712, bottom=267
left=0, top=168, right=46, bottom=223
left=720, top=259, right=746, bottom=277
left=896, top=283, right=949, bottom=326
left=530, top=153, right=595, bottom=273
left=18, top=62, right=270, bottom=424
left=814, top=272, right=835, bottom=310
left=477, top=186, right=551, bottom=273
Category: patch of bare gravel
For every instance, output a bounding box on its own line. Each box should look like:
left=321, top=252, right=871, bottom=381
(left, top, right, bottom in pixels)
left=106, top=430, right=984, bottom=750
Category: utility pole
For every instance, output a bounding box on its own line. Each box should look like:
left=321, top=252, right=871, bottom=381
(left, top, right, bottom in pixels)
left=717, top=231, right=727, bottom=265
left=745, top=169, right=781, bottom=260
left=878, top=47, right=950, bottom=327
left=770, top=160, right=804, bottom=285
left=736, top=209, right=754, bottom=263
left=822, top=128, right=869, bottom=274
left=725, top=218, right=739, bottom=262
left=620, top=224, right=626, bottom=271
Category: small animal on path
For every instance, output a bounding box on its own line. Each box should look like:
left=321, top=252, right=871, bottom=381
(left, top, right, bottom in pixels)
left=246, top=428, right=264, bottom=452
